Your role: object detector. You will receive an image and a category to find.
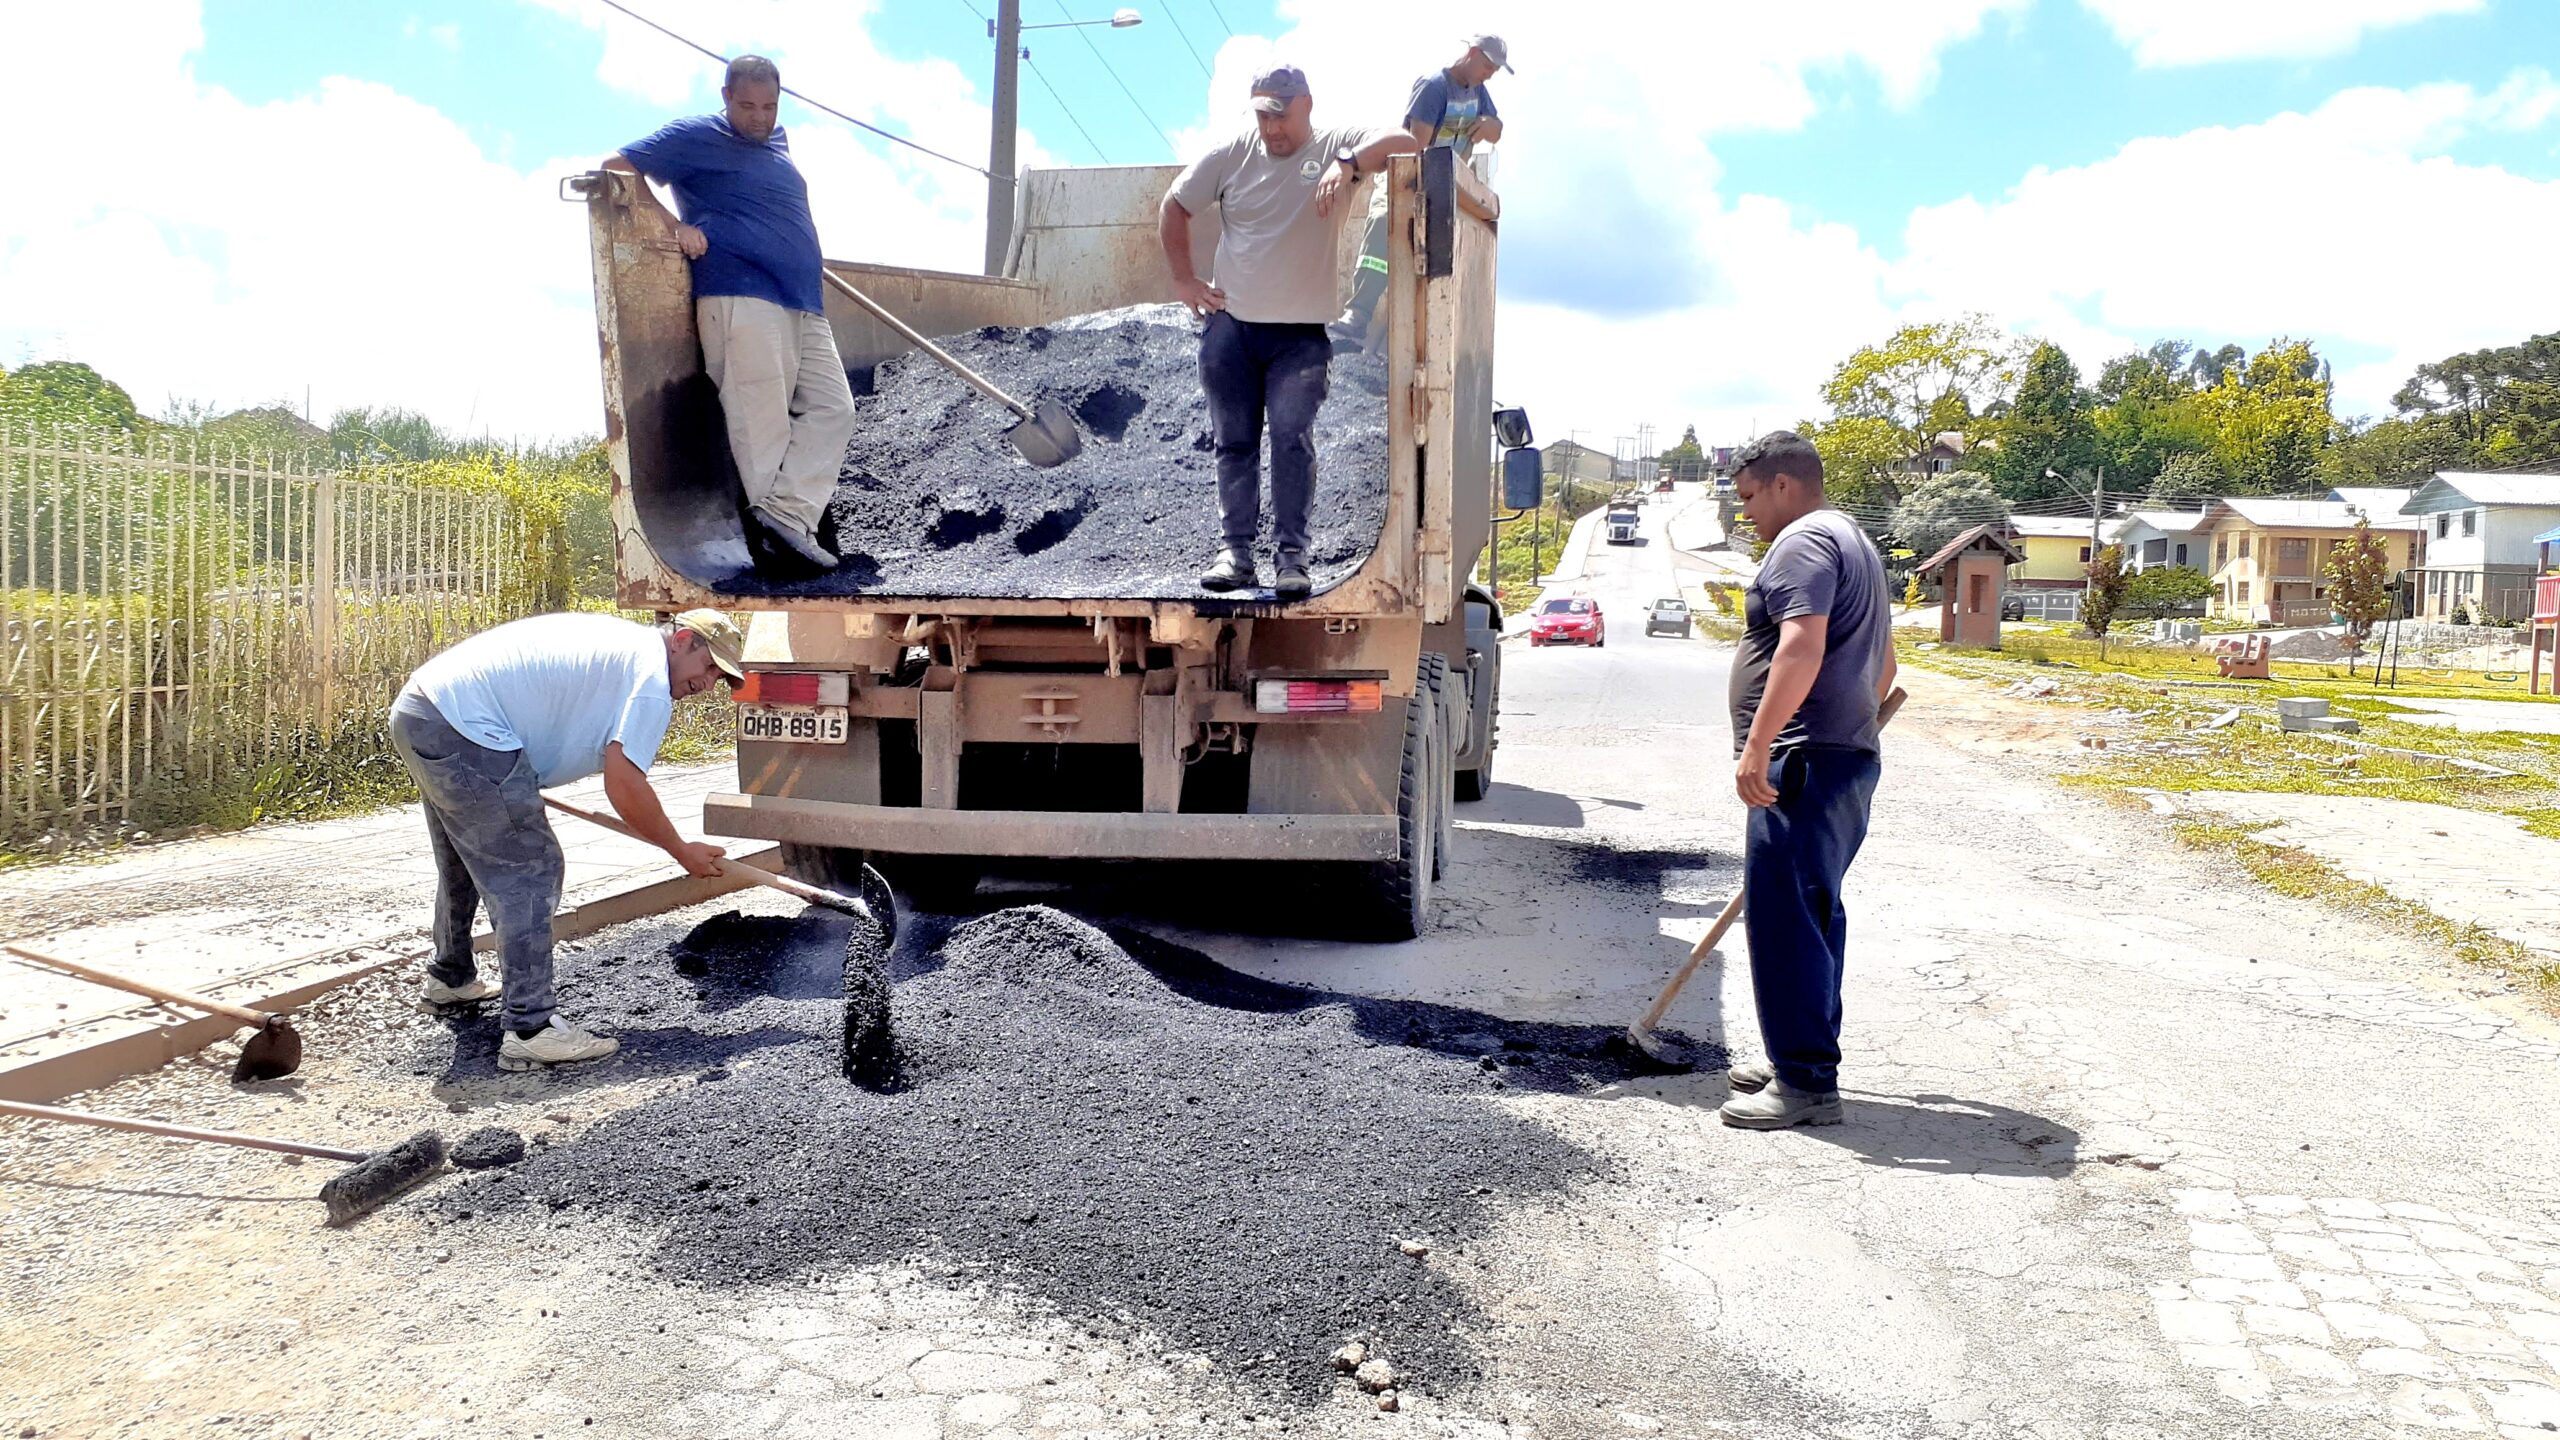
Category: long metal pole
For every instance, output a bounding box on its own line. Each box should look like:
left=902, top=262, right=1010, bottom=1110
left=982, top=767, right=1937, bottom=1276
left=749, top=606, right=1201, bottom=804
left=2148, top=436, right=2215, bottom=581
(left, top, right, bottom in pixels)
left=984, top=0, right=1022, bottom=276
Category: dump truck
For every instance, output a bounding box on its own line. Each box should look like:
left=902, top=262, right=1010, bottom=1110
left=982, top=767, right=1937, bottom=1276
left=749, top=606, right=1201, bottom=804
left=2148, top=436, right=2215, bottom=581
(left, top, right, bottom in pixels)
left=571, top=152, right=1511, bottom=938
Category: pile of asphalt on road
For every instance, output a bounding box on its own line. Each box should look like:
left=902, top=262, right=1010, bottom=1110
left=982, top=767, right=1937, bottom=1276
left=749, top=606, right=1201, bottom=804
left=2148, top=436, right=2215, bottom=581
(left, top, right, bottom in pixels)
left=736, top=304, right=1393, bottom=602
left=431, top=901, right=1709, bottom=1407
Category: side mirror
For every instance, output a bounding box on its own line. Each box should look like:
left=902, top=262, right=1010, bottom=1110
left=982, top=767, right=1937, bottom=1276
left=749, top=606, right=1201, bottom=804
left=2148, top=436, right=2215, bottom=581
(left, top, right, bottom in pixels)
left=1502, top=447, right=1543, bottom=510
left=1493, top=407, right=1534, bottom=449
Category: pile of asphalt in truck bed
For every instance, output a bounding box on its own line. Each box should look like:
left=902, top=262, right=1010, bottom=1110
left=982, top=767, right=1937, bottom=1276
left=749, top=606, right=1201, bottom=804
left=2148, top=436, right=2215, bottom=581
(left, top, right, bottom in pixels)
left=727, top=305, right=1393, bottom=602
left=431, top=902, right=1696, bottom=1406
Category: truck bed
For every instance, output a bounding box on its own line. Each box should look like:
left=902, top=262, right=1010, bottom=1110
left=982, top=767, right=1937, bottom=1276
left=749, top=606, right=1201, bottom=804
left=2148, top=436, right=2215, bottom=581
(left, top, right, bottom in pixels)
left=636, top=305, right=1393, bottom=602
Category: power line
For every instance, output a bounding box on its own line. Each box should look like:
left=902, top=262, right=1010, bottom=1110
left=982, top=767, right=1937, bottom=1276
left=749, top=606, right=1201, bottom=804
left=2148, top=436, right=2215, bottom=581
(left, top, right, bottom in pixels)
left=596, top=0, right=999, bottom=182
left=1160, top=3, right=1215, bottom=77
left=1200, top=0, right=1236, bottom=37
left=1051, top=0, right=1176, bottom=153
left=1025, top=56, right=1112, bottom=162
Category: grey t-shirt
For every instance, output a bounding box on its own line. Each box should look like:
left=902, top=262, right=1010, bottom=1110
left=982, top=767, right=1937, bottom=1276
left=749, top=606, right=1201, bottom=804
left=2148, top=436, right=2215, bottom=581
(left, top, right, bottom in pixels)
left=1168, top=126, right=1376, bottom=324
left=1728, top=509, right=1891, bottom=756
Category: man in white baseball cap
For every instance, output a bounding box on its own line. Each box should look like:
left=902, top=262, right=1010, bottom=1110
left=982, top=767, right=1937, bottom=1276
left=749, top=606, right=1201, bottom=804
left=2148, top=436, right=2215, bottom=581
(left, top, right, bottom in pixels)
left=1160, top=65, right=1419, bottom=598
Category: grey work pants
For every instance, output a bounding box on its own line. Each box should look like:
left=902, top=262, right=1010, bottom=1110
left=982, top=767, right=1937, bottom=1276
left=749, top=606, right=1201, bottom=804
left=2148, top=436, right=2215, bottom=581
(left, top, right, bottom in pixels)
left=697, top=294, right=859, bottom=540
left=387, top=697, right=563, bottom=1033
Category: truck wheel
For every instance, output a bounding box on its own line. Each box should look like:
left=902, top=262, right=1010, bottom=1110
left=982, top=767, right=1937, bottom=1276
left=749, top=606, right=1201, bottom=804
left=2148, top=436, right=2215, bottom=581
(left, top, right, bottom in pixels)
left=1346, top=684, right=1435, bottom=940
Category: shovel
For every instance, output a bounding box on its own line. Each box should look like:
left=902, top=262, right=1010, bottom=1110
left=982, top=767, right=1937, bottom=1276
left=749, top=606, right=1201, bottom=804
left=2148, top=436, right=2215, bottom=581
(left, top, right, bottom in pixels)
left=2, top=943, right=304, bottom=1082
left=819, top=269, right=1084, bottom=468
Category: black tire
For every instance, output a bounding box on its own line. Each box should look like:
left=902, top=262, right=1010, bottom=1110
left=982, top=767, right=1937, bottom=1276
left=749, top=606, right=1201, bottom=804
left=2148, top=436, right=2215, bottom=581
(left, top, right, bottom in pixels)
left=1345, top=683, right=1435, bottom=941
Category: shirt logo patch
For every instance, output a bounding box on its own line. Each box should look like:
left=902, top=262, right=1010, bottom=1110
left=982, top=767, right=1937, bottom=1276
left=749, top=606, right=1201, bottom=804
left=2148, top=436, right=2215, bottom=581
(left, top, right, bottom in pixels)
left=1300, top=156, right=1323, bottom=179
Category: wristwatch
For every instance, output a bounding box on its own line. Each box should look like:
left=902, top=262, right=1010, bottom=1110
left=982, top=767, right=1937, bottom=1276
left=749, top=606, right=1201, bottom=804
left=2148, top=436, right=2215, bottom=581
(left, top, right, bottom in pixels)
left=1335, top=146, right=1359, bottom=176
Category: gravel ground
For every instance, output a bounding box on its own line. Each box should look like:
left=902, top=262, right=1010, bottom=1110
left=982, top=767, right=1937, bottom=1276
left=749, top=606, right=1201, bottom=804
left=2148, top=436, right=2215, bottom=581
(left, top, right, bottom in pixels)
left=669, top=304, right=1393, bottom=601
left=444, top=902, right=1683, bottom=1406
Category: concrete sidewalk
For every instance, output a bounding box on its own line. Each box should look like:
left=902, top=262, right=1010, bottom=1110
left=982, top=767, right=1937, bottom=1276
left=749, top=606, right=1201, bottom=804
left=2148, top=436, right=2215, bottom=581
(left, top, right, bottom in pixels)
left=0, top=760, right=775, bottom=1101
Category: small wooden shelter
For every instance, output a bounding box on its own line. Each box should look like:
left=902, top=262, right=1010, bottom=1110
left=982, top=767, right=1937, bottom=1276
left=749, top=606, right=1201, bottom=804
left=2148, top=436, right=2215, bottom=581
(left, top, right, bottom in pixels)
left=1918, top=523, right=2026, bottom=649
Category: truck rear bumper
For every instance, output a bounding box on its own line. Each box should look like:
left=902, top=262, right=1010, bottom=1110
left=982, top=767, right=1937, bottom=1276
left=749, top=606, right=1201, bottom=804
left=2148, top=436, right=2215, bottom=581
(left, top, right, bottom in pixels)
left=703, top=793, right=1397, bottom=862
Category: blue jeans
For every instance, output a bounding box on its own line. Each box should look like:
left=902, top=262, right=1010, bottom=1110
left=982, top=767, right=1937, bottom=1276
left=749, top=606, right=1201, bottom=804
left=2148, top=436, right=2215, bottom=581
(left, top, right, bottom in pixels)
left=387, top=695, right=564, bottom=1033
left=1199, top=312, right=1330, bottom=557
left=1742, top=745, right=1882, bottom=1095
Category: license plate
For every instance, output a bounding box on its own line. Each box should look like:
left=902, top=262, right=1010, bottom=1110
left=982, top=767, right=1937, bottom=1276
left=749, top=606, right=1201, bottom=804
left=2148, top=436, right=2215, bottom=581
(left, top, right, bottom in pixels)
left=737, top=704, right=849, bottom=745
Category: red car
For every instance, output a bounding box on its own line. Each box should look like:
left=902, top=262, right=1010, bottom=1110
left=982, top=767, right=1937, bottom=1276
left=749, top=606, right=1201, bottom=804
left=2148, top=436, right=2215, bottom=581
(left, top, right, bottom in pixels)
left=1530, top=596, right=1605, bottom=647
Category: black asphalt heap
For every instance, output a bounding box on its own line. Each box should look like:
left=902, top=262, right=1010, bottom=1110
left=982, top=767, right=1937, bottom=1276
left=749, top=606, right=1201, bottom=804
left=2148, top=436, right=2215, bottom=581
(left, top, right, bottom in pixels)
left=694, top=305, right=1393, bottom=602
left=435, top=903, right=1699, bottom=1406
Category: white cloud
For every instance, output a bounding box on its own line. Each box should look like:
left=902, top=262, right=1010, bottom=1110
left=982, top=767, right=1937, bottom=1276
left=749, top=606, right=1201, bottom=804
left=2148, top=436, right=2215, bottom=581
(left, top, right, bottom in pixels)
left=1889, top=72, right=2560, bottom=419
left=0, top=0, right=1056, bottom=442
left=2080, top=0, right=2483, bottom=67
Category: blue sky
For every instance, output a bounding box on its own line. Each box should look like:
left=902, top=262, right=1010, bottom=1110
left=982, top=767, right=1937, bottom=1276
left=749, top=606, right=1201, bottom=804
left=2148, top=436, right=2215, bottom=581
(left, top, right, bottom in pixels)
left=8, top=0, right=2559, bottom=444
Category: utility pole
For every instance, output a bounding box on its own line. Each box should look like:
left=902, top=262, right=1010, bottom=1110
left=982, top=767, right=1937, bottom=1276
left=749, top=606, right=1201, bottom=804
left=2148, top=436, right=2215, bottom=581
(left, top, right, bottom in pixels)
left=2086, top=465, right=2105, bottom=640
left=984, top=0, right=1022, bottom=276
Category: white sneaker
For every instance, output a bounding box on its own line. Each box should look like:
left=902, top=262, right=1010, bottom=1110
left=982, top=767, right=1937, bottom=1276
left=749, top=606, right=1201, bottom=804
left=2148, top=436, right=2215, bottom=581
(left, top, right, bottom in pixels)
left=422, top=975, right=500, bottom=1007
left=498, top=1017, right=619, bottom=1072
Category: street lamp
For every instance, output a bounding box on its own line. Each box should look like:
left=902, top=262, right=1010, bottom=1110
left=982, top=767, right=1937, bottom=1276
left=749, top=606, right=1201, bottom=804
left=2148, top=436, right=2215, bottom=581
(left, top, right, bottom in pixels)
left=985, top=4, right=1144, bottom=275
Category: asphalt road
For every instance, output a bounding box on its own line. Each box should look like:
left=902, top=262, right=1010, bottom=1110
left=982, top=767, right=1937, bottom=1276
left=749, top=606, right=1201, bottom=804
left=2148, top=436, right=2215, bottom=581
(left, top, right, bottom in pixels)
left=10, top=489, right=2560, bottom=1439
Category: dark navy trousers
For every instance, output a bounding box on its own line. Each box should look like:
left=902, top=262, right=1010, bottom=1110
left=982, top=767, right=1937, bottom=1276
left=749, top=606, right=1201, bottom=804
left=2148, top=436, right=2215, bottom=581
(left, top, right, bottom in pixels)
left=1742, top=744, right=1882, bottom=1095
left=1199, top=311, right=1330, bottom=557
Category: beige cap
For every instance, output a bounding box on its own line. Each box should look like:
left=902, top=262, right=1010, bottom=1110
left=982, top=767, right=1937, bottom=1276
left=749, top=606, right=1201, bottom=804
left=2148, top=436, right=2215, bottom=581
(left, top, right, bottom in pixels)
left=670, top=608, right=745, bottom=681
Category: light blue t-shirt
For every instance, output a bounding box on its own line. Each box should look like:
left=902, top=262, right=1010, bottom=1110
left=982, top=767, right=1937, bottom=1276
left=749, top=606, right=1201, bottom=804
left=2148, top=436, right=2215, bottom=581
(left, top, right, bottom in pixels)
left=1405, top=70, right=1499, bottom=155
left=400, top=613, right=674, bottom=787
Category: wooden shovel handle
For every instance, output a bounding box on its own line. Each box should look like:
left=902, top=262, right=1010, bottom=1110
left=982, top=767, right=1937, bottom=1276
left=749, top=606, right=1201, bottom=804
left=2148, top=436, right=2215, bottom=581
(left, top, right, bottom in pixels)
left=819, top=270, right=1034, bottom=422
left=2, top=943, right=272, bottom=1026
left=538, top=795, right=863, bottom=915
left=0, top=1099, right=364, bottom=1162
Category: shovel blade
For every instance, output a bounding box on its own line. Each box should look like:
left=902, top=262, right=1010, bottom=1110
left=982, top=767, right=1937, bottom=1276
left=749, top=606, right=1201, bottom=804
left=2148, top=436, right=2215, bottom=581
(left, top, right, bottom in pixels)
left=232, top=1017, right=303, bottom=1082
left=1005, top=398, right=1084, bottom=468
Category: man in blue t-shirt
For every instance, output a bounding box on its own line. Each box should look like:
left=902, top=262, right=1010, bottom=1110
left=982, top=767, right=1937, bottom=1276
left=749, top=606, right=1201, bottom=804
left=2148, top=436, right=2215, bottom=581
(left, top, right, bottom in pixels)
left=606, top=55, right=852, bottom=577
left=388, top=611, right=742, bottom=1071
left=1719, top=431, right=1897, bottom=1131
left=1403, top=35, right=1510, bottom=156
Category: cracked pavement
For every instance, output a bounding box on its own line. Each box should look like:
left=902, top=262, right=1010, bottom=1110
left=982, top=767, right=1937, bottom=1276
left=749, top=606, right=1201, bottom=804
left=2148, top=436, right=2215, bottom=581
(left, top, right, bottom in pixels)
left=5, top=489, right=2560, bottom=1439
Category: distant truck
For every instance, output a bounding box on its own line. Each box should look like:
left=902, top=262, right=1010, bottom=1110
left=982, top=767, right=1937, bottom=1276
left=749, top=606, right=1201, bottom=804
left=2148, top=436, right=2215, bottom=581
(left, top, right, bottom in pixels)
left=572, top=152, right=1511, bottom=938
left=1605, top=505, right=1640, bottom=545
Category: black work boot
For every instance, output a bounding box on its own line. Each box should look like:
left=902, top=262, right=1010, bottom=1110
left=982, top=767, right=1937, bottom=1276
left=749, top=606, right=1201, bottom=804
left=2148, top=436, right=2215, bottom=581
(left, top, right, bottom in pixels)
left=1199, top=548, right=1254, bottom=592
left=747, top=505, right=839, bottom=576
left=1272, top=551, right=1311, bottom=600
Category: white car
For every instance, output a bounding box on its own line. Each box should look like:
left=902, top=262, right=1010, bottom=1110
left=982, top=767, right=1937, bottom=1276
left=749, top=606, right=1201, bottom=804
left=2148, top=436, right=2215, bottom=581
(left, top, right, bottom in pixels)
left=1645, top=598, right=1692, bottom=637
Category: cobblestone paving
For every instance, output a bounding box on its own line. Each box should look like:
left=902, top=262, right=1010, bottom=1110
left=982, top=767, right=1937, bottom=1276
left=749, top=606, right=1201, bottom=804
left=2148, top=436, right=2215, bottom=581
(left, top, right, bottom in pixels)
left=2154, top=1189, right=2560, bottom=1434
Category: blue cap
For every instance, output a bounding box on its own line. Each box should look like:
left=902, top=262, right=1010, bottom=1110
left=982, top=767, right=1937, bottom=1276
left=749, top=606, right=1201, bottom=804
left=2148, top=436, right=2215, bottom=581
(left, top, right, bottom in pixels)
left=1249, top=64, right=1311, bottom=113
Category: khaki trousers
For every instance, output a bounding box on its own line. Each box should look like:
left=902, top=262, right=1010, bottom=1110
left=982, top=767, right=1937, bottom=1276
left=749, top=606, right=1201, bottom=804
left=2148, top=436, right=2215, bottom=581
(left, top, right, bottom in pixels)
left=697, top=294, right=857, bottom=538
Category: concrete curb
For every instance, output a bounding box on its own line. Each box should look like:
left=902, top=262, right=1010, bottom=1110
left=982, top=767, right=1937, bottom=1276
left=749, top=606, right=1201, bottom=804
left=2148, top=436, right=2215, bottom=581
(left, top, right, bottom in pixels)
left=0, top=845, right=780, bottom=1104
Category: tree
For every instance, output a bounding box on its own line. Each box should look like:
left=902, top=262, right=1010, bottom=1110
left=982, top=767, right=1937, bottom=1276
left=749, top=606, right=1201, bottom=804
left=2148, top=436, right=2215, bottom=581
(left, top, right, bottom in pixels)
left=1983, top=341, right=2100, bottom=500
left=1655, top=424, right=1707, bottom=482
left=1802, top=414, right=1913, bottom=512
left=2123, top=564, right=2212, bottom=620
left=2322, top=517, right=2395, bottom=662
left=2082, top=544, right=2131, bottom=645
left=2188, top=343, right=2245, bottom=388
left=1816, top=315, right=2026, bottom=502
left=0, top=361, right=141, bottom=433
left=2200, top=339, right=2333, bottom=493
left=1890, top=469, right=2009, bottom=561
left=2148, top=451, right=2225, bottom=504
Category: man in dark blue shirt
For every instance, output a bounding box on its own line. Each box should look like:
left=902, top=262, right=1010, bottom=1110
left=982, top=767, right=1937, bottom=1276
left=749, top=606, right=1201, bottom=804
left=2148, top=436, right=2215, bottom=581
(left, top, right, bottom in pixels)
left=1720, top=430, right=1896, bottom=1131
left=607, top=55, right=851, bottom=576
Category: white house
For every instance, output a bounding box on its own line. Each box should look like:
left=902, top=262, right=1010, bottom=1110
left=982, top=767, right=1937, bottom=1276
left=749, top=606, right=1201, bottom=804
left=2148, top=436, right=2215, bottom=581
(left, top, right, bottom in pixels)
left=2329, top=486, right=2414, bottom=522
left=2398, top=472, right=2560, bottom=622
left=2106, top=510, right=2208, bottom=573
